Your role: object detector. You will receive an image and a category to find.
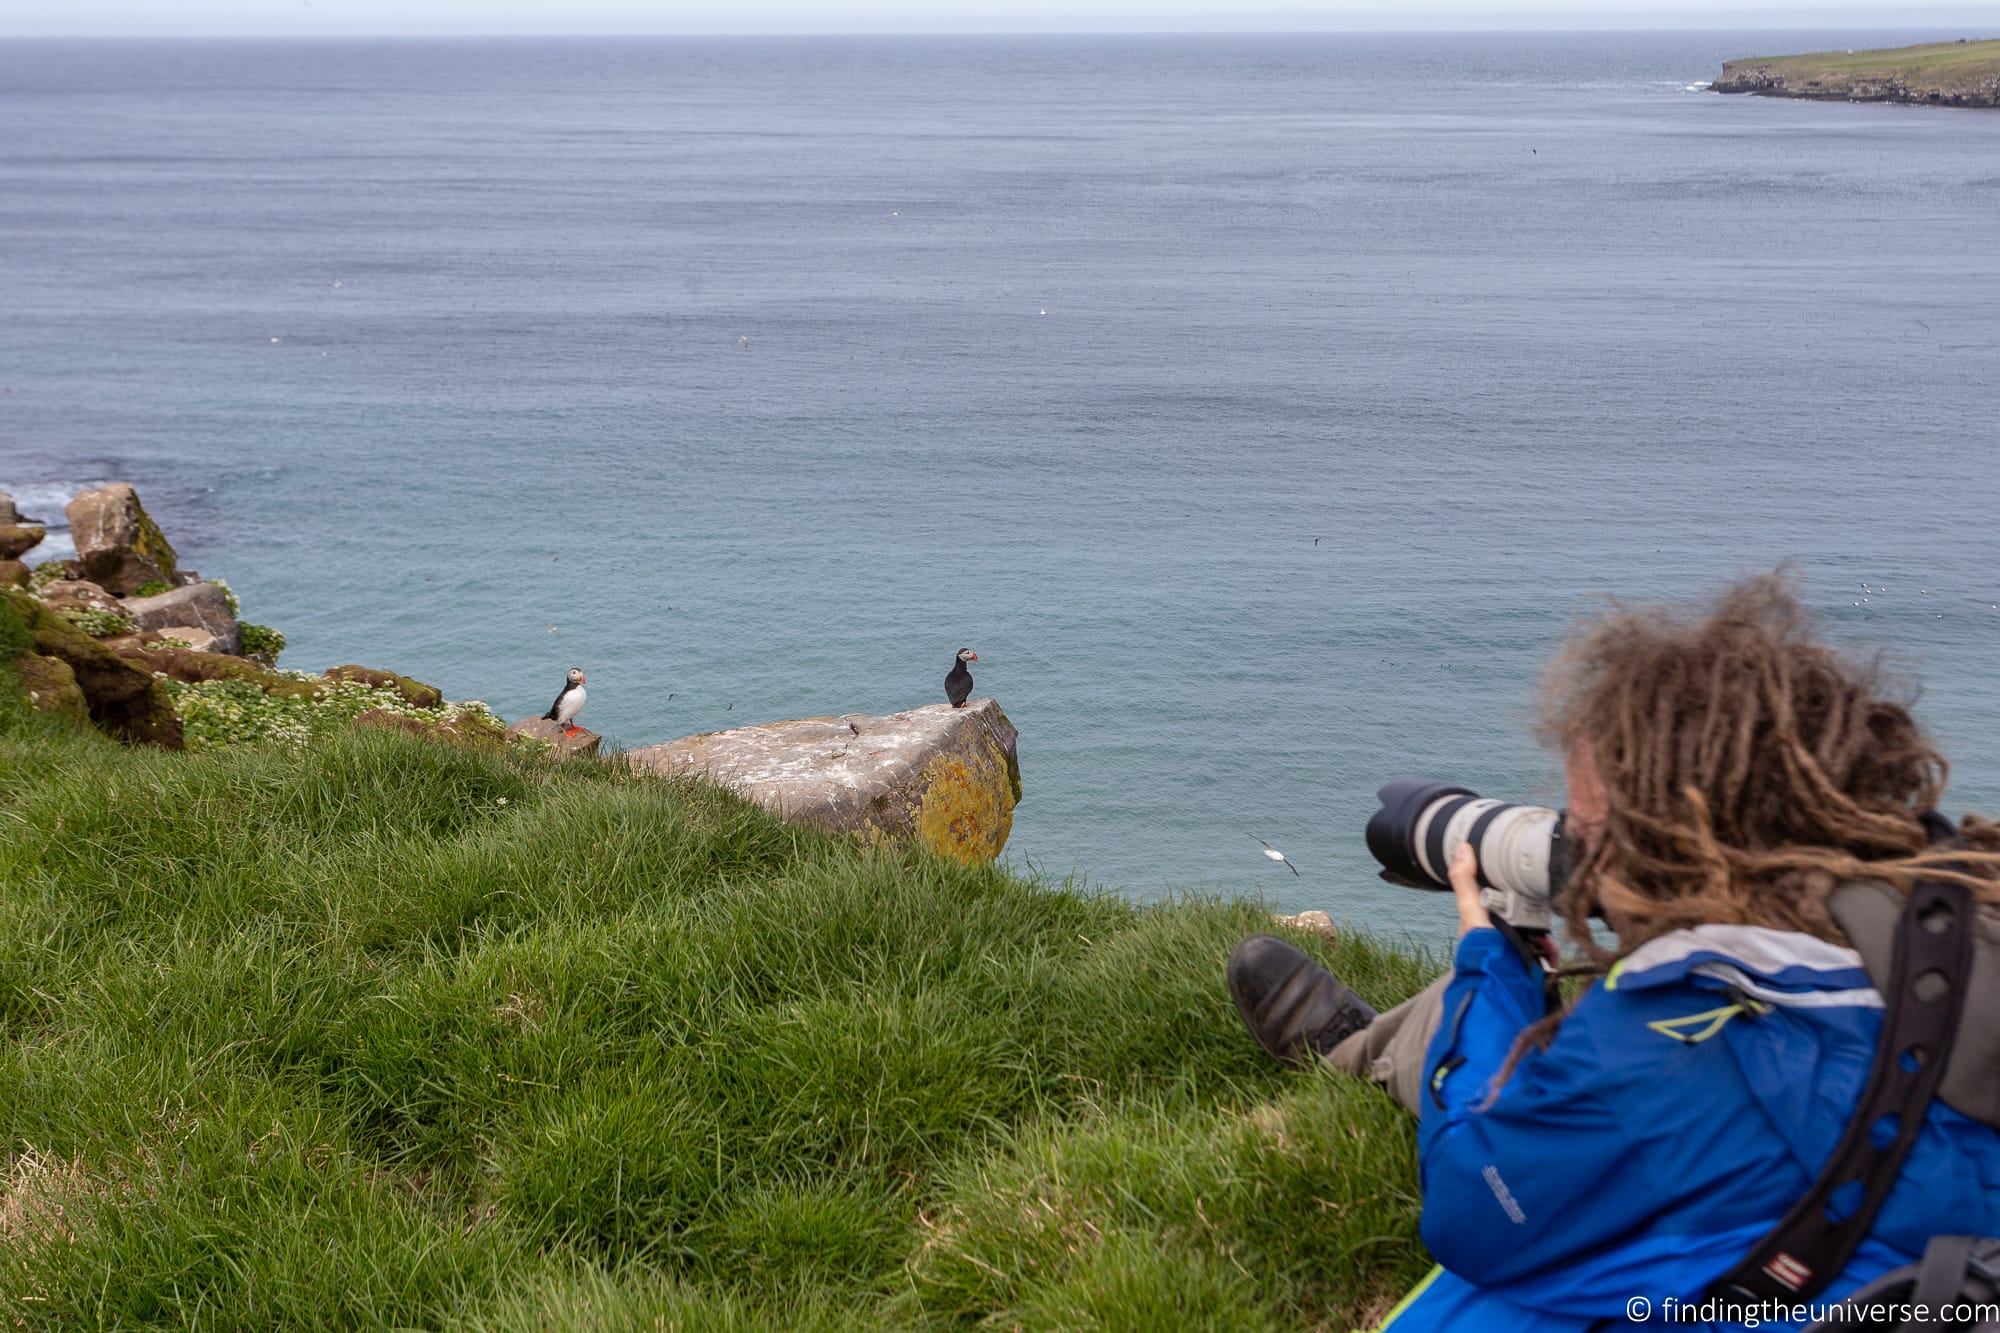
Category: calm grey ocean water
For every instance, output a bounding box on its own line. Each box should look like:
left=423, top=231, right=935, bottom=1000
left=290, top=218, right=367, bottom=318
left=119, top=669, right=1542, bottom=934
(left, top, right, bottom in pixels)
left=3, top=33, right=1997, bottom=935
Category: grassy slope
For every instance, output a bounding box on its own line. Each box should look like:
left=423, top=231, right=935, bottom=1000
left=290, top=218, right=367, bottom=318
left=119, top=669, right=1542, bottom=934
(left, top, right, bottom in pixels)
left=0, top=683, right=1438, bottom=1328
left=1721, top=38, right=2000, bottom=94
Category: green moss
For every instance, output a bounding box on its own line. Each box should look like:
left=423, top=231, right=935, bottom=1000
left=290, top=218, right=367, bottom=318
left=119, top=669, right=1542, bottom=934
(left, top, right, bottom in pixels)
left=131, top=578, right=173, bottom=598
left=16, top=652, right=88, bottom=718
left=208, top=577, right=241, bottom=616
left=132, top=504, right=179, bottom=585
left=29, top=560, right=70, bottom=592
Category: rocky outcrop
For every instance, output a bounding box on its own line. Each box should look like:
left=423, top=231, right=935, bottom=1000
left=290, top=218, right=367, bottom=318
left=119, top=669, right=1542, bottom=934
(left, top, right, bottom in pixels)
left=1, top=590, right=182, bottom=746
left=122, top=582, right=240, bottom=654
left=0, top=492, right=46, bottom=561
left=39, top=579, right=124, bottom=616
left=1714, top=40, right=2000, bottom=108
left=1, top=481, right=506, bottom=753
left=324, top=665, right=443, bottom=709
left=113, top=640, right=319, bottom=697
left=625, top=700, right=1021, bottom=864
left=65, top=483, right=179, bottom=594
left=505, top=716, right=603, bottom=760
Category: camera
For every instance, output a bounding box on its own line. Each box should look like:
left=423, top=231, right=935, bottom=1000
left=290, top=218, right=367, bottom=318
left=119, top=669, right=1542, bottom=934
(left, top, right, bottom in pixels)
left=1365, top=779, right=1573, bottom=933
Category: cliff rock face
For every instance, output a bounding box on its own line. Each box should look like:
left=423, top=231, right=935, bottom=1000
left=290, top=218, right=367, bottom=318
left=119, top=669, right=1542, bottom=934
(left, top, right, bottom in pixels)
left=66, top=483, right=180, bottom=594
left=625, top=699, right=1022, bottom=864
left=1713, top=40, right=2000, bottom=108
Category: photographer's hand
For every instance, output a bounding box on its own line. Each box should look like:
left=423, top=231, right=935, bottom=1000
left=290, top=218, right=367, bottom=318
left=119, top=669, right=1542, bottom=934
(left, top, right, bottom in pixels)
left=1449, top=844, right=1493, bottom=936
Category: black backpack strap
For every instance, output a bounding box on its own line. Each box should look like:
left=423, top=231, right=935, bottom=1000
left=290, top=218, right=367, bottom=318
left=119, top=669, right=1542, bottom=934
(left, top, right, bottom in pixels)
left=1709, top=873, right=1977, bottom=1304
left=1490, top=916, right=1560, bottom=1014
left=1911, top=1235, right=1978, bottom=1313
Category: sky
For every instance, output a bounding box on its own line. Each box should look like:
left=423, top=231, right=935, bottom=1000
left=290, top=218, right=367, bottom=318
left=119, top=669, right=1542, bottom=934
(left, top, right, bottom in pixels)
left=3, top=0, right=1995, bottom=38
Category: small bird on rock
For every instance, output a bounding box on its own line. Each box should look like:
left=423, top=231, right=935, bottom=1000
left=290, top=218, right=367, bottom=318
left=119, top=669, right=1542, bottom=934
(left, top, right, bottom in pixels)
left=543, top=667, right=587, bottom=734
left=945, top=648, right=978, bottom=708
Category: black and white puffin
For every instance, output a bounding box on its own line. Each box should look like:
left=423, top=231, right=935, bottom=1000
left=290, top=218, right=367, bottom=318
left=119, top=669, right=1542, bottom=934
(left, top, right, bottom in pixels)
left=944, top=648, right=977, bottom=708
left=543, top=667, right=588, bottom=734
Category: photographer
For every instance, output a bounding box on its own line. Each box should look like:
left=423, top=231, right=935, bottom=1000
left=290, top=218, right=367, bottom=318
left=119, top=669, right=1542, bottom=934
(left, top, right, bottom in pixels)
left=1227, top=576, right=2000, bottom=1331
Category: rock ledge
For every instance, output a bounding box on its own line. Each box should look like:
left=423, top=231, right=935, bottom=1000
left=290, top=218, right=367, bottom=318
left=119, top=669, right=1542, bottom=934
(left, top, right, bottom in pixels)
left=626, top=699, right=1021, bottom=863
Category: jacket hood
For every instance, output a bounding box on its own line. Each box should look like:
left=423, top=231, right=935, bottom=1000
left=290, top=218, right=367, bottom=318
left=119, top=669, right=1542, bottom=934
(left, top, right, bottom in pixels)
left=1606, top=924, right=1881, bottom=1010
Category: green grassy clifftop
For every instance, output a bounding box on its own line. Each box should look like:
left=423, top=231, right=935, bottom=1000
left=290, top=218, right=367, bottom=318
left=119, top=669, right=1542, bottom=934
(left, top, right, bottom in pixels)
left=1714, top=38, right=2000, bottom=107
left=0, top=654, right=1437, bottom=1328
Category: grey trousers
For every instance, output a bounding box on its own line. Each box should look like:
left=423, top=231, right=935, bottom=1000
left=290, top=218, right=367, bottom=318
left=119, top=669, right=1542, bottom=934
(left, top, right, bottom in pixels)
left=1324, top=973, right=1452, bottom=1115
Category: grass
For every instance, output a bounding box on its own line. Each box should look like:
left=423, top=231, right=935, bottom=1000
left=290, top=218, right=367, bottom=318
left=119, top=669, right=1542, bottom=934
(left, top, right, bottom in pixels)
left=1721, top=38, right=2000, bottom=95
left=0, top=691, right=1440, bottom=1329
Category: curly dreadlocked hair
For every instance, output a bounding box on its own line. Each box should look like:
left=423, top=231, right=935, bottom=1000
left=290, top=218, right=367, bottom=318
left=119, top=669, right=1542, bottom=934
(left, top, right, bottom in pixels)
left=1543, top=570, right=2000, bottom=969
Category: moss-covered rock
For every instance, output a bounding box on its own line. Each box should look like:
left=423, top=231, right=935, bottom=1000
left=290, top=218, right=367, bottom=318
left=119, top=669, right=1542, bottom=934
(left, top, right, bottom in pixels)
left=0, top=560, right=29, bottom=590
left=15, top=652, right=87, bottom=719
left=354, top=706, right=506, bottom=750
left=324, top=665, right=443, bottom=709
left=65, top=483, right=179, bottom=594
left=0, top=589, right=182, bottom=746
left=114, top=640, right=325, bottom=699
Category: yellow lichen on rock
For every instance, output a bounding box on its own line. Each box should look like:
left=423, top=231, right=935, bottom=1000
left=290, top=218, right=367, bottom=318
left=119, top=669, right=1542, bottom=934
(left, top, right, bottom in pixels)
left=916, top=740, right=1018, bottom=864
left=628, top=699, right=1022, bottom=863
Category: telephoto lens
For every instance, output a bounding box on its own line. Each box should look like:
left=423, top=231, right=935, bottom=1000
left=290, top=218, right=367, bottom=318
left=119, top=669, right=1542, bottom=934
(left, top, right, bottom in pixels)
left=1365, top=779, right=1569, bottom=932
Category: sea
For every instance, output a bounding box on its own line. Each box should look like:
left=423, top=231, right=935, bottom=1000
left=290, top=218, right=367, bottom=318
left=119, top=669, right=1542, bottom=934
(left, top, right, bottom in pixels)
left=3, top=32, right=1996, bottom=938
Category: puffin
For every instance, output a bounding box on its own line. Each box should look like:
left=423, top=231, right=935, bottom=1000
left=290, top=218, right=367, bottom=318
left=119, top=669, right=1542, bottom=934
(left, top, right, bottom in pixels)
left=944, top=648, right=977, bottom=708
left=543, top=667, right=588, bottom=734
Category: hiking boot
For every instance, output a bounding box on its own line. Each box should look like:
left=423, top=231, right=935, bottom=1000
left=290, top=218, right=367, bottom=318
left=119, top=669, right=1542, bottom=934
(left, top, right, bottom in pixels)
left=1227, top=934, right=1377, bottom=1067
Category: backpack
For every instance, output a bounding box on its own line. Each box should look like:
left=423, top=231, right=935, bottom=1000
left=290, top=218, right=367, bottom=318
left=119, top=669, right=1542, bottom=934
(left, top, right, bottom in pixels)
left=1710, top=814, right=1999, bottom=1332
left=1804, top=1236, right=2000, bottom=1332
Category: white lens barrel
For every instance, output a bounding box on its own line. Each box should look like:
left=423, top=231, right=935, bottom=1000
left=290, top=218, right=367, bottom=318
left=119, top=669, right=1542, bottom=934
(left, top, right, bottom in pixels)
left=1474, top=805, right=1561, bottom=900
left=1412, top=796, right=1559, bottom=898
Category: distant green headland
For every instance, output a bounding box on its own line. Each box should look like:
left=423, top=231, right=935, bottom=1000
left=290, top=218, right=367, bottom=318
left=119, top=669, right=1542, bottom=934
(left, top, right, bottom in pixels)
left=1713, top=38, right=2000, bottom=108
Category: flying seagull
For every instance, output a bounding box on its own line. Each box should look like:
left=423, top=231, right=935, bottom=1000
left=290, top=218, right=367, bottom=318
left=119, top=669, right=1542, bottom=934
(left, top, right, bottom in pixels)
left=1252, top=836, right=1300, bottom=877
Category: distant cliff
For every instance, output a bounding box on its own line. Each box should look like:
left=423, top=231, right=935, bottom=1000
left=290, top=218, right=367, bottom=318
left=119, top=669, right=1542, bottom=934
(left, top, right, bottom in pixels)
left=1713, top=38, right=2000, bottom=108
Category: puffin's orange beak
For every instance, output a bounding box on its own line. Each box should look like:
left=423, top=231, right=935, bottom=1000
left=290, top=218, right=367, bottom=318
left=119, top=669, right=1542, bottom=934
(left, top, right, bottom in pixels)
left=968, top=653, right=978, bottom=661
left=578, top=672, right=587, bottom=683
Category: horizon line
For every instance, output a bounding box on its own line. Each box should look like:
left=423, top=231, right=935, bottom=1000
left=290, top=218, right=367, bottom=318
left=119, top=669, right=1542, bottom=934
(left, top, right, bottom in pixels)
left=4, top=23, right=1994, bottom=40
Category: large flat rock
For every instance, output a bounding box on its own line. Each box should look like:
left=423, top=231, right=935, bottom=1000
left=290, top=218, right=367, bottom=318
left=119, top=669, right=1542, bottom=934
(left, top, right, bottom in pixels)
left=625, top=699, right=1021, bottom=864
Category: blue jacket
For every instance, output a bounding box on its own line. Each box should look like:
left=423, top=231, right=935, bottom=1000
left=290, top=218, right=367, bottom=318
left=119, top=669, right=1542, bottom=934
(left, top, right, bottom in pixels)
left=1376, top=923, right=2000, bottom=1332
